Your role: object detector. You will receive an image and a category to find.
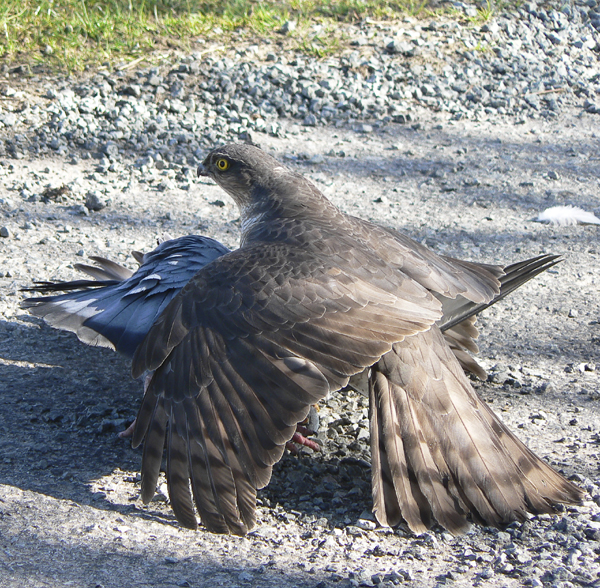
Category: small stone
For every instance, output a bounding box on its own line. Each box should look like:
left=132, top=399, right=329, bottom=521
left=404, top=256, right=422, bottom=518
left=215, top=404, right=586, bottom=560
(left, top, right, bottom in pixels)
left=481, top=21, right=499, bottom=34
left=355, top=123, right=373, bottom=133
left=547, top=170, right=560, bottom=180
left=0, top=226, right=10, bottom=238
left=303, top=114, right=318, bottom=126
left=497, top=563, right=514, bottom=574
left=392, top=113, right=410, bottom=124
left=546, top=32, right=563, bottom=45
left=156, top=180, right=174, bottom=192
left=42, top=45, right=53, bottom=55
left=549, top=566, right=574, bottom=581
left=355, top=518, right=376, bottom=530
left=101, top=142, right=119, bottom=158
left=355, top=511, right=377, bottom=530
left=71, top=204, right=89, bottom=216
left=346, top=525, right=364, bottom=536
left=2, top=113, right=17, bottom=127
left=123, top=84, right=142, bottom=98
left=584, top=99, right=600, bottom=114
left=279, top=20, right=296, bottom=34
left=135, top=156, right=154, bottom=169
left=85, top=192, right=107, bottom=212
left=496, top=531, right=511, bottom=542
left=169, top=99, right=187, bottom=114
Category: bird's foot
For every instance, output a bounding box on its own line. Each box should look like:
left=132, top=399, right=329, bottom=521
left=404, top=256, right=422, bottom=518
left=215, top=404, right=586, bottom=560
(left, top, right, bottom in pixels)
left=286, top=426, right=321, bottom=454
left=118, top=419, right=137, bottom=439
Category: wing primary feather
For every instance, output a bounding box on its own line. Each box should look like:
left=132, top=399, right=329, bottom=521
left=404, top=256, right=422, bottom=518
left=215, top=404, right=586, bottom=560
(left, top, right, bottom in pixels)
left=166, top=406, right=198, bottom=529
left=185, top=398, right=231, bottom=534
left=140, top=396, right=167, bottom=504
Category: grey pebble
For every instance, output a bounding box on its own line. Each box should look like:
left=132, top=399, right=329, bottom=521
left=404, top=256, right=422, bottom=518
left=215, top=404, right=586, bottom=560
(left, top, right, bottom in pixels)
left=279, top=20, right=296, bottom=34
left=85, top=192, right=108, bottom=211
left=303, top=114, right=318, bottom=127
left=7, top=7, right=596, bottom=171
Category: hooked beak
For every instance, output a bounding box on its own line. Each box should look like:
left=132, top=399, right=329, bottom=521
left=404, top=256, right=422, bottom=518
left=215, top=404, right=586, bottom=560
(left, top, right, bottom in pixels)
left=197, top=164, right=210, bottom=177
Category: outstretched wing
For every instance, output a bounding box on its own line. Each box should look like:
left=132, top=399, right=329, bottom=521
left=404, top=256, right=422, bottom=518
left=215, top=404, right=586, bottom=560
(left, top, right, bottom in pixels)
left=21, top=236, right=230, bottom=358
left=369, top=325, right=583, bottom=534
left=437, top=254, right=561, bottom=332
left=131, top=241, right=443, bottom=534
left=437, top=254, right=563, bottom=380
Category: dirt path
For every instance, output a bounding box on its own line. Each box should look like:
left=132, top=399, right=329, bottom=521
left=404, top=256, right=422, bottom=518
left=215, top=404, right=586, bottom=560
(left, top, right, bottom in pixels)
left=1, top=106, right=599, bottom=588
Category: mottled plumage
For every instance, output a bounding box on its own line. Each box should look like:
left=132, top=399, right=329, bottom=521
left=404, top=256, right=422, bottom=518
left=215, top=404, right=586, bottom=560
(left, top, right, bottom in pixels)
left=126, top=143, right=581, bottom=534
left=22, top=237, right=556, bottom=387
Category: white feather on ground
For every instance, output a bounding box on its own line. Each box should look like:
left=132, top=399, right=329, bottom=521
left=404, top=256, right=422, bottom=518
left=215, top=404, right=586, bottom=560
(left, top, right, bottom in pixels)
left=535, top=205, right=600, bottom=226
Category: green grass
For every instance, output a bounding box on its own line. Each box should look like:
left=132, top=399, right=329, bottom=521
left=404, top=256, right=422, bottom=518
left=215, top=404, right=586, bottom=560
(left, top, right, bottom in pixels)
left=0, top=0, right=515, bottom=72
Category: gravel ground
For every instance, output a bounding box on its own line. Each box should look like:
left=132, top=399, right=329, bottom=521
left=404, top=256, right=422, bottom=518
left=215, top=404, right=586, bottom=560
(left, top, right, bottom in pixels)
left=1, top=3, right=600, bottom=587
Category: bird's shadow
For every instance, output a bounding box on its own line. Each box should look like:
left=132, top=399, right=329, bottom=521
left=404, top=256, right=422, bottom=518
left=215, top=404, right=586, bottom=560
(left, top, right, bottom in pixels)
left=0, top=319, right=142, bottom=510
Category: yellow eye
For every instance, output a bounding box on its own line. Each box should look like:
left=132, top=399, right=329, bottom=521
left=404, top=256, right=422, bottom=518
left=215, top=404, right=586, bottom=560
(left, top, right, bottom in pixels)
left=216, top=158, right=229, bottom=171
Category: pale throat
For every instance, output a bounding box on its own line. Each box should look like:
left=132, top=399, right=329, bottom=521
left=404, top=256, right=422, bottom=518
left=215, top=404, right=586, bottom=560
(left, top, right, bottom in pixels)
left=240, top=204, right=268, bottom=243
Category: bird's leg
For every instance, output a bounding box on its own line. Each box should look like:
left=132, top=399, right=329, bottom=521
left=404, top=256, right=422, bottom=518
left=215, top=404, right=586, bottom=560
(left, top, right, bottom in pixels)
left=118, top=372, right=153, bottom=439
left=118, top=420, right=136, bottom=439
left=286, top=424, right=321, bottom=454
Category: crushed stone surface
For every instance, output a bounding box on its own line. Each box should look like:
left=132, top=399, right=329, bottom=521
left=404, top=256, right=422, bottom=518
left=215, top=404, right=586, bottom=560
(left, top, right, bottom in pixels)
left=1, top=6, right=600, bottom=588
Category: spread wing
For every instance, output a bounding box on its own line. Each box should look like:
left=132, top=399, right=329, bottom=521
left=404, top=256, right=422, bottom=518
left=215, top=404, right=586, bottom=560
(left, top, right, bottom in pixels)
left=131, top=241, right=443, bottom=534
left=340, top=214, right=504, bottom=304
left=369, top=325, right=583, bottom=534
left=437, top=254, right=561, bottom=332
left=21, top=236, right=230, bottom=358
left=437, top=255, right=563, bottom=380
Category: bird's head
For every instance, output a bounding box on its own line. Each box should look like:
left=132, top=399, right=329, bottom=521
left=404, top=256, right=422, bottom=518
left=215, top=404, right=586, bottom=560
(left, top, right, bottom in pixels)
left=198, top=143, right=287, bottom=210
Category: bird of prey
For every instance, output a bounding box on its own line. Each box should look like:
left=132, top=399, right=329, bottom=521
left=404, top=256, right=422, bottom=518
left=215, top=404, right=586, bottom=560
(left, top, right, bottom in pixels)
left=22, top=145, right=582, bottom=535
left=22, top=231, right=554, bottom=441
left=123, top=143, right=581, bottom=535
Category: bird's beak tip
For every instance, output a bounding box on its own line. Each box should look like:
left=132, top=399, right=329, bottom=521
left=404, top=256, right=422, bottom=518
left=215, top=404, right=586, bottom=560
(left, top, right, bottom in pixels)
left=197, top=165, right=210, bottom=178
